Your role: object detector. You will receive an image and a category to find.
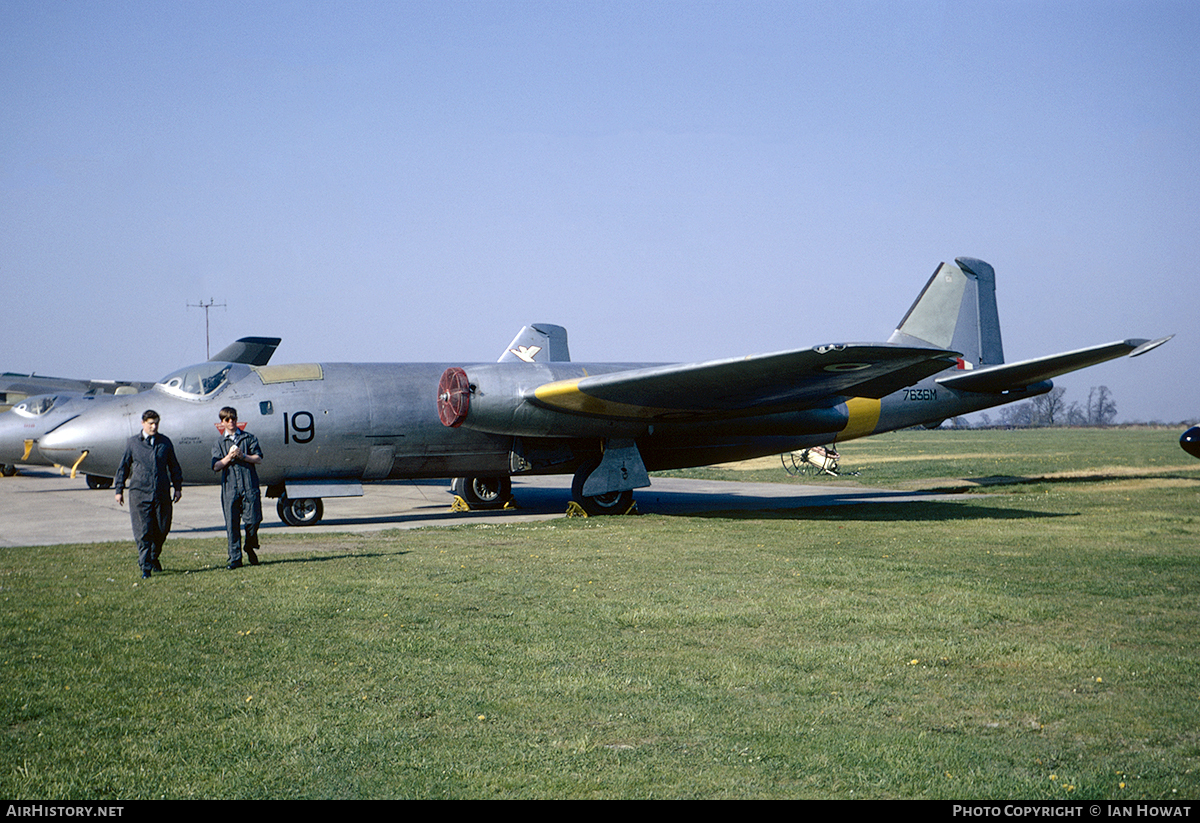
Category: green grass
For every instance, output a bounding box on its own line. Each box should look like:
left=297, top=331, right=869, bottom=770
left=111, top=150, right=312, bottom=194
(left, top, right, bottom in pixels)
left=3, top=429, right=1199, bottom=798
left=659, top=426, right=1199, bottom=488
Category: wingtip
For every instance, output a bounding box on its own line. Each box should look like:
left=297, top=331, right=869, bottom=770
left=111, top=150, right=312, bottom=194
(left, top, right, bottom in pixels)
left=1130, top=335, right=1173, bottom=357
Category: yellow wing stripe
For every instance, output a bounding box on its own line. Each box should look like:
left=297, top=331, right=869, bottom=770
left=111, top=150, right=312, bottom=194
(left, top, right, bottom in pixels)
left=533, top=378, right=679, bottom=418
left=836, top=397, right=881, bottom=442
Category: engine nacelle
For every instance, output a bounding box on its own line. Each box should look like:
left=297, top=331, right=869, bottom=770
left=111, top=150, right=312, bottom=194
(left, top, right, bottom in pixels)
left=438, top=364, right=649, bottom=439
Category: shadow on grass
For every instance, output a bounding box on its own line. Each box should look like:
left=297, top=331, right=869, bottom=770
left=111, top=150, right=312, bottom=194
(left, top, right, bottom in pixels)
left=937, top=470, right=1200, bottom=491
left=152, top=549, right=412, bottom=575
left=682, top=500, right=1074, bottom=523
left=254, top=549, right=410, bottom=567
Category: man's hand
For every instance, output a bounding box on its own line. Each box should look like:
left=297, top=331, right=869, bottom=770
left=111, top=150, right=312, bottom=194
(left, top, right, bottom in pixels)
left=173, top=489, right=182, bottom=503
left=115, top=492, right=124, bottom=506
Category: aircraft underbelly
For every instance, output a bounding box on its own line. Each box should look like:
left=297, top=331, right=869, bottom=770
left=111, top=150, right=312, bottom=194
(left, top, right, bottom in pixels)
left=388, top=450, right=512, bottom=479
left=640, top=436, right=839, bottom=472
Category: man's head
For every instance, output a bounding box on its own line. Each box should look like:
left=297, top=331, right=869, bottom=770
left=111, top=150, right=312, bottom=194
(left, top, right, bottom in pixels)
left=141, top=409, right=160, bottom=438
left=219, top=407, right=239, bottom=434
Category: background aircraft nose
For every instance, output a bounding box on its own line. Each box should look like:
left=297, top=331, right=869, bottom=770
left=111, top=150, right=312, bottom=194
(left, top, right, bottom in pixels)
left=1182, top=426, right=1200, bottom=459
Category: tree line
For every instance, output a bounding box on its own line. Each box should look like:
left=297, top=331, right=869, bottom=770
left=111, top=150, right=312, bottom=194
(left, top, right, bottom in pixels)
left=965, top=385, right=1121, bottom=428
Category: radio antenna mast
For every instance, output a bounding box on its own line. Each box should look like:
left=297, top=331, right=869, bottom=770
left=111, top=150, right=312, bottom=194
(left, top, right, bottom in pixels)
left=188, top=298, right=226, bottom=359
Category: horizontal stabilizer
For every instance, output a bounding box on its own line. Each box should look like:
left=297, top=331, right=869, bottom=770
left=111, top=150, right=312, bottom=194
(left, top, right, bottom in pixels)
left=530, top=343, right=960, bottom=420
left=936, top=336, right=1172, bottom=394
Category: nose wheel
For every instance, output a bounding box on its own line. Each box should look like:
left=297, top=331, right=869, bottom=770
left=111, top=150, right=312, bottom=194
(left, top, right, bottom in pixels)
left=277, top=496, right=324, bottom=526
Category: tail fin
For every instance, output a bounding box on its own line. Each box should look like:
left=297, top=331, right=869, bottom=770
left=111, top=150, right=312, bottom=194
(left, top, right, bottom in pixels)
left=887, top=257, right=1004, bottom=368
left=498, top=324, right=571, bottom=363
left=210, top=336, right=282, bottom=366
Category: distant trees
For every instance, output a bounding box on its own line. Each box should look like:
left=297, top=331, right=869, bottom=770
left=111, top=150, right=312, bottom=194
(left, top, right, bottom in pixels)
left=1031, top=386, right=1068, bottom=426
left=981, top=385, right=1119, bottom=428
left=1084, top=385, right=1118, bottom=426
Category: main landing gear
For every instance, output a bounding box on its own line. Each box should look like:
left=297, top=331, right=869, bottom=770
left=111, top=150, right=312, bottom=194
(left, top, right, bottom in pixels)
left=277, top=496, right=324, bottom=527
left=450, top=476, right=513, bottom=509
left=449, top=466, right=637, bottom=517
left=569, top=459, right=635, bottom=516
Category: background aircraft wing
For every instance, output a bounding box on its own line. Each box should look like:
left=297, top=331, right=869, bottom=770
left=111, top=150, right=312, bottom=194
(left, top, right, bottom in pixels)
left=0, top=373, right=154, bottom=402
left=2, top=336, right=281, bottom=408
left=529, top=344, right=960, bottom=420
left=936, top=336, right=1172, bottom=394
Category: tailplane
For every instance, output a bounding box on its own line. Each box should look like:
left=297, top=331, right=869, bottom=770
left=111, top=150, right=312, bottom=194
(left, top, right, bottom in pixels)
left=892, top=258, right=1173, bottom=394
left=888, top=257, right=1004, bottom=369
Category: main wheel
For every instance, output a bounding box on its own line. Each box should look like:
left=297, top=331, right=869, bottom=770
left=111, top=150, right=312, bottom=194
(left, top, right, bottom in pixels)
left=1, top=464, right=17, bottom=477
left=86, top=474, right=113, bottom=489
left=571, top=460, right=634, bottom=516
left=451, top=476, right=512, bottom=509
left=277, top=496, right=324, bottom=526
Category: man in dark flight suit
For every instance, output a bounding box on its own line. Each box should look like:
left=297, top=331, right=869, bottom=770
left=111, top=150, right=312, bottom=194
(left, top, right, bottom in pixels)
left=114, top=409, right=183, bottom=579
left=211, top=406, right=264, bottom=570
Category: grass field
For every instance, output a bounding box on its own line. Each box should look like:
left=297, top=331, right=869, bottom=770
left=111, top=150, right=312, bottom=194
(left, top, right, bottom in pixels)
left=3, top=428, right=1198, bottom=799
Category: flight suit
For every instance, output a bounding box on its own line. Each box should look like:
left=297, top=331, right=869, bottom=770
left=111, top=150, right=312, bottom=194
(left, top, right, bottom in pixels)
left=114, top=433, right=183, bottom=575
left=212, top=430, right=263, bottom=568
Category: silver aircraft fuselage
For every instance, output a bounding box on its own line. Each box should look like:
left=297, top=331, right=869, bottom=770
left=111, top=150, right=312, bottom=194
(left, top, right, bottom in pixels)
left=35, top=357, right=1044, bottom=489
left=37, top=362, right=513, bottom=486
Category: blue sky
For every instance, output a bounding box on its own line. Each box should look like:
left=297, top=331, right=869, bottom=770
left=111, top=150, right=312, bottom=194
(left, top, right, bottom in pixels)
left=3, top=0, right=1196, bottom=423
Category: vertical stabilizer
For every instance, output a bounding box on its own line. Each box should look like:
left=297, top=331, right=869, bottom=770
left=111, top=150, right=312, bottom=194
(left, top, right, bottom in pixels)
left=498, top=324, right=571, bottom=363
left=887, top=258, right=1005, bottom=367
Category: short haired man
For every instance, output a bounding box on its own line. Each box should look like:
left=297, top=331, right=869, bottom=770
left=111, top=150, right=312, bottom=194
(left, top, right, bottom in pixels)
left=212, top=407, right=264, bottom=569
left=115, top=410, right=183, bottom=579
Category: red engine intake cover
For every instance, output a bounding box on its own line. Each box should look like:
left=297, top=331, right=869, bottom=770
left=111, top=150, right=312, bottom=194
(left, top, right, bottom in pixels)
left=437, top=367, right=471, bottom=427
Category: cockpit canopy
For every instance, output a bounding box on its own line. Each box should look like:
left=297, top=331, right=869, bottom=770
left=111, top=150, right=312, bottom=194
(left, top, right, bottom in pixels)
left=155, top=362, right=247, bottom=399
left=12, top=395, right=58, bottom=417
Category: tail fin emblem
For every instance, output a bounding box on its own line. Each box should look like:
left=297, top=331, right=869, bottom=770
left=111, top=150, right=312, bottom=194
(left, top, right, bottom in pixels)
left=509, top=345, right=542, bottom=363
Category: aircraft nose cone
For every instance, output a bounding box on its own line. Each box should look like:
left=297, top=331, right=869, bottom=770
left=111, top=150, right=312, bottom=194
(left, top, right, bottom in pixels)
left=37, top=421, right=90, bottom=465
left=1182, top=426, right=1200, bottom=460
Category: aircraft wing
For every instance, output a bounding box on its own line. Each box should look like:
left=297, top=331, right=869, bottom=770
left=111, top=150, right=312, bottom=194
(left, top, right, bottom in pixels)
left=528, top=344, right=960, bottom=420
left=0, top=373, right=155, bottom=399
left=936, top=336, right=1172, bottom=394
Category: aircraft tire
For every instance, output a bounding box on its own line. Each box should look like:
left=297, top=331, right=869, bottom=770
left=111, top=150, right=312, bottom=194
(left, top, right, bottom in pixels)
left=85, top=474, right=113, bottom=489
left=1, top=464, right=16, bottom=477
left=570, top=460, right=635, bottom=516
left=451, top=476, right=512, bottom=509
left=277, top=496, right=324, bottom=527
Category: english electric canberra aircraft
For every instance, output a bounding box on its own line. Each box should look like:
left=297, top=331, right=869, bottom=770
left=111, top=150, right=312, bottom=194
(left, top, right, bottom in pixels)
left=37, top=259, right=1170, bottom=525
